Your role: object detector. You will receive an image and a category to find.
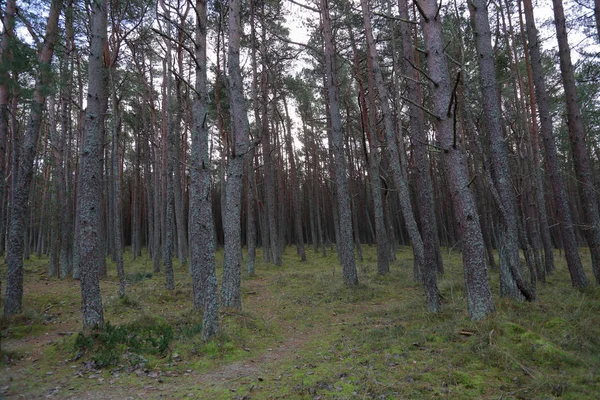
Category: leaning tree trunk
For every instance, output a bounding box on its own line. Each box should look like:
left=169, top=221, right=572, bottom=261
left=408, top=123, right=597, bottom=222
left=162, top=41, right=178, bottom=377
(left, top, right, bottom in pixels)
left=320, top=0, right=358, bottom=286
left=221, top=0, right=250, bottom=308
left=348, top=23, right=389, bottom=275
left=417, top=0, right=494, bottom=320
left=552, top=0, right=600, bottom=284
left=365, top=0, right=427, bottom=287
left=4, top=0, right=62, bottom=316
left=76, top=0, right=106, bottom=332
left=398, top=0, right=443, bottom=275
left=190, top=0, right=218, bottom=340
left=522, top=0, right=588, bottom=288
left=469, top=0, right=535, bottom=301
left=398, top=0, right=442, bottom=310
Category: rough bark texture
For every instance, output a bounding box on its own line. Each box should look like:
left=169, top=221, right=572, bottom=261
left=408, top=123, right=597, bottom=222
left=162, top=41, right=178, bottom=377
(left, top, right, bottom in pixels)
left=259, top=17, right=281, bottom=266
left=60, top=0, right=75, bottom=279
left=348, top=22, right=389, bottom=275
left=162, top=56, right=175, bottom=291
left=552, top=0, right=600, bottom=284
left=48, top=96, right=60, bottom=277
left=398, top=0, right=441, bottom=311
left=221, top=0, right=250, bottom=308
left=190, top=0, right=218, bottom=340
left=321, top=0, right=358, bottom=286
left=522, top=0, right=588, bottom=288
left=246, top=146, right=257, bottom=275
left=248, top=0, right=260, bottom=274
left=283, top=96, right=306, bottom=261
left=365, top=0, right=427, bottom=289
left=173, top=32, right=188, bottom=266
left=109, top=72, right=126, bottom=298
left=469, top=0, right=535, bottom=301
left=515, top=0, right=554, bottom=276
left=418, top=0, right=494, bottom=320
left=4, top=0, right=62, bottom=316
left=76, top=0, right=106, bottom=331
left=0, top=0, right=16, bottom=267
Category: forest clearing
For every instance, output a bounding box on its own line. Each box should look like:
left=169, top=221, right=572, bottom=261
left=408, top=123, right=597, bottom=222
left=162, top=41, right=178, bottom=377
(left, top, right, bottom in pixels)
left=1, top=246, right=599, bottom=399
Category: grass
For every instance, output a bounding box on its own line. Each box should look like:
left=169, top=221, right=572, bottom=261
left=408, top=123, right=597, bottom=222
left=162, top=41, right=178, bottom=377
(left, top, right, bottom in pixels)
left=0, top=245, right=598, bottom=399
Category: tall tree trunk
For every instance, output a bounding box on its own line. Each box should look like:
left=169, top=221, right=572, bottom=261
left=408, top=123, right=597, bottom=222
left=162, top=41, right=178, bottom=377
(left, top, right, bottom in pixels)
left=131, top=125, right=141, bottom=260
left=190, top=0, right=218, bottom=339
left=398, top=0, right=443, bottom=275
left=320, top=0, right=358, bottom=286
left=552, top=0, right=600, bottom=284
left=417, top=0, right=494, bottom=320
left=221, top=0, right=250, bottom=308
left=109, top=71, right=126, bottom=298
left=162, top=57, right=175, bottom=291
left=76, top=0, right=106, bottom=331
left=4, top=0, right=62, bottom=316
left=522, top=0, right=588, bottom=288
left=49, top=96, right=61, bottom=277
left=60, top=0, right=75, bottom=278
left=515, top=0, right=554, bottom=276
left=246, top=145, right=257, bottom=275
left=348, top=23, right=388, bottom=274
left=365, top=0, right=428, bottom=290
left=0, top=0, right=16, bottom=264
left=469, top=0, right=535, bottom=300
left=259, top=18, right=281, bottom=266
left=282, top=95, right=306, bottom=261
left=174, top=21, right=189, bottom=266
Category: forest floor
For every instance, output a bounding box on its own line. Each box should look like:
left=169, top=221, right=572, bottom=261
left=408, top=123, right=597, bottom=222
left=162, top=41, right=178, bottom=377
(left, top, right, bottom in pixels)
left=1, top=245, right=599, bottom=399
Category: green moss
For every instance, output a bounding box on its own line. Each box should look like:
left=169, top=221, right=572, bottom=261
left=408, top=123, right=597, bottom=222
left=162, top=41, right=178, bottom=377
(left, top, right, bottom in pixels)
left=502, top=321, right=527, bottom=335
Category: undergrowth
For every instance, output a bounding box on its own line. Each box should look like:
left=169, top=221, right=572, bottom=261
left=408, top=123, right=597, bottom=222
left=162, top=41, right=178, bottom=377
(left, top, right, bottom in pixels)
left=1, top=246, right=599, bottom=399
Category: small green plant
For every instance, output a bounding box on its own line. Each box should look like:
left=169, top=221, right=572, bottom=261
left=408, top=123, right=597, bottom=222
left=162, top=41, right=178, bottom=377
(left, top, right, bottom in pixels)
left=125, top=271, right=153, bottom=284
left=73, top=317, right=173, bottom=368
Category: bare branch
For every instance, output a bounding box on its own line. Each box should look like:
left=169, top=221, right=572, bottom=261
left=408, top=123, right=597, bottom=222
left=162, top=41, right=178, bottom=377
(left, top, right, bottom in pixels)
left=401, top=95, right=440, bottom=121
left=288, top=0, right=320, bottom=13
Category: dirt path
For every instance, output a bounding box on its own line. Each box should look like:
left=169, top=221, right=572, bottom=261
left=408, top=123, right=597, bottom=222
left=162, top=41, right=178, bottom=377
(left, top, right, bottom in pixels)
left=1, top=277, right=321, bottom=399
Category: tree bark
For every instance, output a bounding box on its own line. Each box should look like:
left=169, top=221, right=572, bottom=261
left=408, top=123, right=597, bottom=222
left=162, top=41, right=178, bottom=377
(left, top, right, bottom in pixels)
left=417, top=0, right=494, bottom=320
left=59, top=0, right=75, bottom=279
left=320, top=0, right=358, bottom=286
left=4, top=0, right=62, bottom=316
left=190, top=0, right=218, bottom=339
left=282, top=95, right=306, bottom=261
left=552, top=0, right=600, bottom=284
left=0, top=0, right=16, bottom=266
left=259, top=14, right=281, bottom=266
left=221, top=0, right=250, bottom=308
left=348, top=22, right=389, bottom=275
left=398, top=0, right=442, bottom=310
left=76, top=0, right=106, bottom=331
left=109, top=71, right=126, bottom=298
left=365, top=0, right=428, bottom=290
left=469, top=0, right=535, bottom=300
left=522, top=0, right=588, bottom=288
